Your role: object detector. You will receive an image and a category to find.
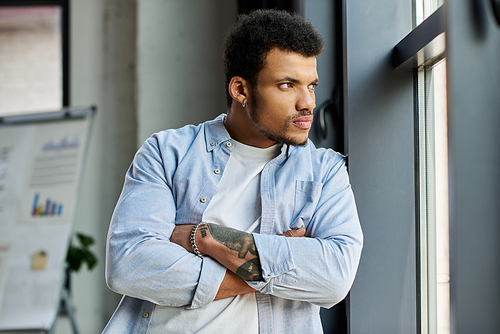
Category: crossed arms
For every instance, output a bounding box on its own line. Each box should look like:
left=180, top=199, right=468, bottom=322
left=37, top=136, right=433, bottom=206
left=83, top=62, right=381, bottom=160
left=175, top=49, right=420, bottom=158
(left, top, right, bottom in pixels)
left=170, top=223, right=306, bottom=300
left=106, top=135, right=363, bottom=309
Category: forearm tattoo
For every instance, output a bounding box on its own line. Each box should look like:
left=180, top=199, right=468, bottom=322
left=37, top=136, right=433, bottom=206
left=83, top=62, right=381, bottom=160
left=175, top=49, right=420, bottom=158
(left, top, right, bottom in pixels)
left=236, top=258, right=263, bottom=281
left=202, top=223, right=263, bottom=281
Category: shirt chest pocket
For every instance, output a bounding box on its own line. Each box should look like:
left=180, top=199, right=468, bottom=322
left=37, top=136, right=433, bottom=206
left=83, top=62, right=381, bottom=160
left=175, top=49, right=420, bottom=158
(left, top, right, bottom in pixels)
left=290, top=180, right=323, bottom=230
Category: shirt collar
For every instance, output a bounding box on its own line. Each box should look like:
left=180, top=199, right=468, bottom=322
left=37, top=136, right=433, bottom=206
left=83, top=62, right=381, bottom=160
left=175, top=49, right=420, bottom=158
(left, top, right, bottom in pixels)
left=204, top=113, right=305, bottom=160
left=204, top=114, right=232, bottom=152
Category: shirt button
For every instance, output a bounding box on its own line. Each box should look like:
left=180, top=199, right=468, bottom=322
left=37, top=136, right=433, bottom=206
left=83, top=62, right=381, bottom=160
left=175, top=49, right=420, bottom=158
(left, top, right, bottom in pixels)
left=143, top=312, right=149, bottom=318
left=200, top=197, right=207, bottom=203
left=210, top=141, right=215, bottom=146
left=268, top=273, right=273, bottom=276
left=214, top=168, right=220, bottom=175
left=226, top=142, right=232, bottom=148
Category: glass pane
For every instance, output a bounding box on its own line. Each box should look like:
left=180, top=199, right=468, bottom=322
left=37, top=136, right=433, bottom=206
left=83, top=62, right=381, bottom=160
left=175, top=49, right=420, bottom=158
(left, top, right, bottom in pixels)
left=418, top=59, right=449, bottom=334
left=416, top=0, right=444, bottom=25
left=433, top=60, right=449, bottom=334
left=0, top=6, right=62, bottom=116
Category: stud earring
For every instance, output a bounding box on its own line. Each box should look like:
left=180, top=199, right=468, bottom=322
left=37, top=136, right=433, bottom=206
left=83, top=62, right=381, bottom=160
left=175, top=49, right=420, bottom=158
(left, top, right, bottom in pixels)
left=242, top=100, right=246, bottom=108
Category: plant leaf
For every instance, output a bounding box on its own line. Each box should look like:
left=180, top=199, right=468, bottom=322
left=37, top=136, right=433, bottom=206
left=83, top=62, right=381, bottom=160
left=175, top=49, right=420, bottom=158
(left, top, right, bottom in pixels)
left=66, top=246, right=84, bottom=271
left=83, top=250, right=98, bottom=270
left=76, top=233, right=94, bottom=247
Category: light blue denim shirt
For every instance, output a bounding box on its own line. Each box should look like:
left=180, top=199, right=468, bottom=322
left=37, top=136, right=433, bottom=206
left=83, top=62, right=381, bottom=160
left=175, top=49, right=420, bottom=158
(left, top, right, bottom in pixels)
left=103, top=114, right=363, bottom=334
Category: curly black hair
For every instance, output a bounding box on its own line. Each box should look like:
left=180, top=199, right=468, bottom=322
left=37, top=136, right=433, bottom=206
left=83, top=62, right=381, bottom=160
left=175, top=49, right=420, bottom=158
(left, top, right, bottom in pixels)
left=223, top=9, right=324, bottom=108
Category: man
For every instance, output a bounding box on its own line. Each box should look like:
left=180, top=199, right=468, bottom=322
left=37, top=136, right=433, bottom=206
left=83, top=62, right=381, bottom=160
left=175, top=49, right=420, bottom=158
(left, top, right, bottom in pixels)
left=103, top=9, right=362, bottom=334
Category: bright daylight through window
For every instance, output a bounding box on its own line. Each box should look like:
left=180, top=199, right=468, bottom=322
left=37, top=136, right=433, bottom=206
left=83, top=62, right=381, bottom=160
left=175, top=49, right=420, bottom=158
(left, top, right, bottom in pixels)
left=0, top=6, right=62, bottom=116
left=418, top=59, right=449, bottom=334
left=416, top=0, right=449, bottom=333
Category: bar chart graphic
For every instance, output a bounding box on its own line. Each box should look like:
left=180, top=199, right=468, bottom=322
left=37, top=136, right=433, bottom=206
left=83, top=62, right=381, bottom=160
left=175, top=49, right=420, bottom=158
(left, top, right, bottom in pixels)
left=42, top=136, right=79, bottom=151
left=31, top=193, right=63, bottom=217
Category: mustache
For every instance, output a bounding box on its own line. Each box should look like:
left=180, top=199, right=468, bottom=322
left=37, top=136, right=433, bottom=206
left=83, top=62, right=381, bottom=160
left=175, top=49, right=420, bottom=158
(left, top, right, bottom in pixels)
left=289, top=110, right=313, bottom=120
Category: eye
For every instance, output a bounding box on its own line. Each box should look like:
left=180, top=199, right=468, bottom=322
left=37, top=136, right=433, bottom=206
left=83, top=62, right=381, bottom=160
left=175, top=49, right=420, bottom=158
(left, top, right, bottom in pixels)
left=279, top=82, right=293, bottom=89
left=308, top=83, right=318, bottom=91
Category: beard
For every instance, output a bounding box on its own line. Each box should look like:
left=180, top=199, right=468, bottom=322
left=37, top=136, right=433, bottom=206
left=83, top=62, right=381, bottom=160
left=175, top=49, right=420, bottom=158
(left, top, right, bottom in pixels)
left=249, top=91, right=310, bottom=147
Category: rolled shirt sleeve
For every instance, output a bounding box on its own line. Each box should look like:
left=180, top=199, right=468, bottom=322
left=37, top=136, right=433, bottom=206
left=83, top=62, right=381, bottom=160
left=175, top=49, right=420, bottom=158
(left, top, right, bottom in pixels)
left=106, top=131, right=226, bottom=309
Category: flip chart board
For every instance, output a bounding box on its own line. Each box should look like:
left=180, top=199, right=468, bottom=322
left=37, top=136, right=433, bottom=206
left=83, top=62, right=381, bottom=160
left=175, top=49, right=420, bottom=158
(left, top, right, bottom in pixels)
left=0, top=106, right=95, bottom=331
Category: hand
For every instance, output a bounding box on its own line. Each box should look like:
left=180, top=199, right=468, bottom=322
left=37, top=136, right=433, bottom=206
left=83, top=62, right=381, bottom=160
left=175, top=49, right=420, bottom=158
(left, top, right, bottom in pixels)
left=170, top=224, right=195, bottom=253
left=280, top=226, right=306, bottom=238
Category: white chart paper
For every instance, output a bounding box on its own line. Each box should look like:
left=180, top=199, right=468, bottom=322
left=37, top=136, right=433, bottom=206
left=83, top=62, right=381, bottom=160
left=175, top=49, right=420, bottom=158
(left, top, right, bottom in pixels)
left=0, top=112, right=92, bottom=331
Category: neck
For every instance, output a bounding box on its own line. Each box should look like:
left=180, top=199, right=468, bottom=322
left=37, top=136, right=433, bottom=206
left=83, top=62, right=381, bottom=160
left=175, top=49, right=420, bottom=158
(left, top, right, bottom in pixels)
left=224, top=106, right=276, bottom=148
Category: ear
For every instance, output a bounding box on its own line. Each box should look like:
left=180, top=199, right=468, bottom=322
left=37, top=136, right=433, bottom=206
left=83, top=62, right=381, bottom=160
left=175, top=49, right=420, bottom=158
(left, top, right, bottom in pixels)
left=228, top=76, right=250, bottom=106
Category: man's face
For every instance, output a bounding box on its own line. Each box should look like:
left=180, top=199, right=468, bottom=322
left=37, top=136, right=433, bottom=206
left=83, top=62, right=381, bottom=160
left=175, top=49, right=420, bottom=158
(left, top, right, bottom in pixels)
left=247, top=48, right=318, bottom=147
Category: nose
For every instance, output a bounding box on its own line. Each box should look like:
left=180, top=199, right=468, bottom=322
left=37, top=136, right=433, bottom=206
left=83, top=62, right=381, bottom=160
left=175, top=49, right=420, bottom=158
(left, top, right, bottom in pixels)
left=296, top=88, right=316, bottom=113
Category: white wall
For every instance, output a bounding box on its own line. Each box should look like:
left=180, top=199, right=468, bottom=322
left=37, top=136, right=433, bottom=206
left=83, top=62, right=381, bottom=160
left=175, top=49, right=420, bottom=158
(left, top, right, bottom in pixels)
left=55, top=1, right=237, bottom=332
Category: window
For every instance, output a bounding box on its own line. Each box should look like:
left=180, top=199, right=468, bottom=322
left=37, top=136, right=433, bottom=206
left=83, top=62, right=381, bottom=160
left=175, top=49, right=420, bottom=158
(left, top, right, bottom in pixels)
left=0, top=1, right=68, bottom=116
left=417, top=58, right=449, bottom=334
left=415, top=1, right=449, bottom=333
left=416, top=0, right=444, bottom=24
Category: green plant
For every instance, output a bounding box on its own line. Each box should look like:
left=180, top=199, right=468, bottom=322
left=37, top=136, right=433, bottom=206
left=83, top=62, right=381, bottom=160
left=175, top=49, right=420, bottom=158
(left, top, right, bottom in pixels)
left=66, top=232, right=98, bottom=272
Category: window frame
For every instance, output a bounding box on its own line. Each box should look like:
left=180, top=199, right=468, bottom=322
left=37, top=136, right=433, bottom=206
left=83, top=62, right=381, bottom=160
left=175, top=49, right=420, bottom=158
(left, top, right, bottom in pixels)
left=393, top=4, right=448, bottom=334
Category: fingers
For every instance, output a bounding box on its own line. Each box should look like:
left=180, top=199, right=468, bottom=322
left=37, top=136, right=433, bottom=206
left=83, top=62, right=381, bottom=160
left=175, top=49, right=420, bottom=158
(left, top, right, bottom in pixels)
left=280, top=226, right=306, bottom=238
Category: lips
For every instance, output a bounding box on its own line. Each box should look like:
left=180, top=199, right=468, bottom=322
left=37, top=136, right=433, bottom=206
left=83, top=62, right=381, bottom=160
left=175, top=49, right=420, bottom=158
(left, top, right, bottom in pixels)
left=292, top=115, right=313, bottom=130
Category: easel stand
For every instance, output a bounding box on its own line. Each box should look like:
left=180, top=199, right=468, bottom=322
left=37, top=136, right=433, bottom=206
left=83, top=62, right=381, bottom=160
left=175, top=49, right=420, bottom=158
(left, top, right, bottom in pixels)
left=0, top=270, right=79, bottom=334
left=51, top=268, right=79, bottom=334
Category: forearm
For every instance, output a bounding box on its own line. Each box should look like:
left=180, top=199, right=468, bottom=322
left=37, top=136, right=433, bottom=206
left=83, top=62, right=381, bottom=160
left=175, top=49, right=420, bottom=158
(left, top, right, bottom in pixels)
left=170, top=223, right=306, bottom=300
left=169, top=223, right=260, bottom=301
left=107, top=233, right=203, bottom=306
left=196, top=223, right=358, bottom=306
left=195, top=223, right=263, bottom=281
left=108, top=208, right=225, bottom=308
left=246, top=232, right=363, bottom=307
left=214, top=270, right=257, bottom=300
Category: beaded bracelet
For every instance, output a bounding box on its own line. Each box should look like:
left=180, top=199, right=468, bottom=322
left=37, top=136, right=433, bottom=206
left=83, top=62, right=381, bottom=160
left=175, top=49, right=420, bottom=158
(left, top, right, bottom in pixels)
left=190, top=222, right=206, bottom=258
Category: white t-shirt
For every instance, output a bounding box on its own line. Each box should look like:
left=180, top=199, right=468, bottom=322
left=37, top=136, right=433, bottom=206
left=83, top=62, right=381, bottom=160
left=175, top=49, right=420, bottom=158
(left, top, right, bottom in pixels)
left=148, top=139, right=281, bottom=334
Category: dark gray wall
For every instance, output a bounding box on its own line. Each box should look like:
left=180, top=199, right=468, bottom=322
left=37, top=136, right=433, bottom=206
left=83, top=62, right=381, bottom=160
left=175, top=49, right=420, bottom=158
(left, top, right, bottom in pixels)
left=137, top=0, right=237, bottom=145
left=345, top=0, right=417, bottom=332
left=304, top=0, right=335, bottom=110
left=446, top=1, right=500, bottom=332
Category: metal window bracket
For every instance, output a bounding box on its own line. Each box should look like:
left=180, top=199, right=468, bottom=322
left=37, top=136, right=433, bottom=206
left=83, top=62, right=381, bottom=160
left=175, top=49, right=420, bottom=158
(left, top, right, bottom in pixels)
left=393, top=5, right=445, bottom=68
